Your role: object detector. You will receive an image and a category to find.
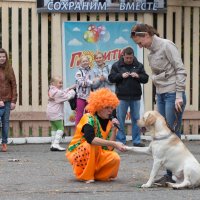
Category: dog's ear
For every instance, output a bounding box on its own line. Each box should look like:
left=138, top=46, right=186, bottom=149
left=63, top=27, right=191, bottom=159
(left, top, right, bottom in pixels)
left=145, top=113, right=156, bottom=126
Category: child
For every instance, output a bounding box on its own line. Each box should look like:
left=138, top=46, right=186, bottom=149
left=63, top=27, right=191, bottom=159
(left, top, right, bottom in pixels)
left=75, top=55, right=94, bottom=126
left=46, top=76, right=75, bottom=151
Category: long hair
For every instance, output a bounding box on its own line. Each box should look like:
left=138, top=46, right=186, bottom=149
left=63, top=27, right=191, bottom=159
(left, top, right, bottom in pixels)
left=131, top=23, right=160, bottom=37
left=0, top=48, right=12, bottom=80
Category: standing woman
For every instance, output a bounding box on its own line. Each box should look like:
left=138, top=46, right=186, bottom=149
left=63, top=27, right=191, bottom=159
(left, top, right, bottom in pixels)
left=130, top=24, right=187, bottom=185
left=0, top=48, right=17, bottom=152
left=92, top=51, right=115, bottom=92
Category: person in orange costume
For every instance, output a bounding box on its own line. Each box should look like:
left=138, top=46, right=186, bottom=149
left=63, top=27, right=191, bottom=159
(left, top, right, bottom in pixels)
left=66, top=88, right=126, bottom=183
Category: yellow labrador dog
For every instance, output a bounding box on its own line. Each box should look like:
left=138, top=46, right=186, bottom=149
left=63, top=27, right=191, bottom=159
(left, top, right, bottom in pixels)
left=126, top=110, right=200, bottom=189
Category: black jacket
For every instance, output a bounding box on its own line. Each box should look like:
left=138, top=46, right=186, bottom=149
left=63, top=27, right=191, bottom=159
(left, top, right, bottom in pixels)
left=108, top=57, right=149, bottom=100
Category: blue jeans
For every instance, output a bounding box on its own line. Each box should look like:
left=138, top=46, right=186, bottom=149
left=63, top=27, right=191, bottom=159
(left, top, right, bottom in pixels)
left=116, top=100, right=141, bottom=145
left=156, top=92, right=186, bottom=177
left=0, top=107, right=5, bottom=118
left=1, top=101, right=11, bottom=144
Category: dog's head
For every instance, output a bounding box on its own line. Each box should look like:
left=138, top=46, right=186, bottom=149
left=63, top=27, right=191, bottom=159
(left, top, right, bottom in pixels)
left=137, top=111, right=158, bottom=128
left=137, top=110, right=169, bottom=136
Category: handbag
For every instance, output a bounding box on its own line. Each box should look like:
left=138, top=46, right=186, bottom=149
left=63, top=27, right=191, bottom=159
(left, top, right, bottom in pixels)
left=69, top=89, right=77, bottom=110
left=69, top=69, right=84, bottom=110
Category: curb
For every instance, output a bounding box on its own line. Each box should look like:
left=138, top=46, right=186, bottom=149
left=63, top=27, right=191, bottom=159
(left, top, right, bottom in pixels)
left=3, top=135, right=200, bottom=145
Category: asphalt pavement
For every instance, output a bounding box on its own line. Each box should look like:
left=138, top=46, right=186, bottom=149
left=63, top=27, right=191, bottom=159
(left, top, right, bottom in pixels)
left=0, top=140, right=200, bottom=200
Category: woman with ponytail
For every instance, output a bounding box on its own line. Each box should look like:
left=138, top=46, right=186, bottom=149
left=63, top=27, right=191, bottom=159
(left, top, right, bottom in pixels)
left=130, top=23, right=187, bottom=186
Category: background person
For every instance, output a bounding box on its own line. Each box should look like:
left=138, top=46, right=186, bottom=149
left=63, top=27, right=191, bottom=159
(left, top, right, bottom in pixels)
left=75, top=55, right=95, bottom=126
left=66, top=88, right=126, bottom=183
left=108, top=47, right=149, bottom=146
left=0, top=48, right=17, bottom=152
left=131, top=23, right=187, bottom=185
left=46, top=76, right=75, bottom=151
left=91, top=51, right=115, bottom=92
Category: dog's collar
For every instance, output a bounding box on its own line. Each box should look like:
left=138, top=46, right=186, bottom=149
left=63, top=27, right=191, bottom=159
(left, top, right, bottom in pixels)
left=153, top=133, right=172, bottom=141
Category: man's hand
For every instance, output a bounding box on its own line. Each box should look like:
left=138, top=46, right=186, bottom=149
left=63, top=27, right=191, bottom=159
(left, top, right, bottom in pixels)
left=122, top=72, right=130, bottom=78
left=130, top=72, right=139, bottom=78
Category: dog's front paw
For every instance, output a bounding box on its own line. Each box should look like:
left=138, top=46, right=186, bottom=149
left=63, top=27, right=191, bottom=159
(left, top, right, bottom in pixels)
left=124, top=146, right=134, bottom=151
left=166, top=182, right=175, bottom=188
left=141, top=183, right=152, bottom=188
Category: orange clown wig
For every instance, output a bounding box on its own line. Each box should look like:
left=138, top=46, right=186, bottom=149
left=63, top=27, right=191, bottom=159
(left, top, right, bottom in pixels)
left=85, top=88, right=119, bottom=114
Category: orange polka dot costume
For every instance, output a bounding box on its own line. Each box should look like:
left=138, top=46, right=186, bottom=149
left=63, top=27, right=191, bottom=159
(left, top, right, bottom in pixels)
left=66, top=88, right=120, bottom=181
